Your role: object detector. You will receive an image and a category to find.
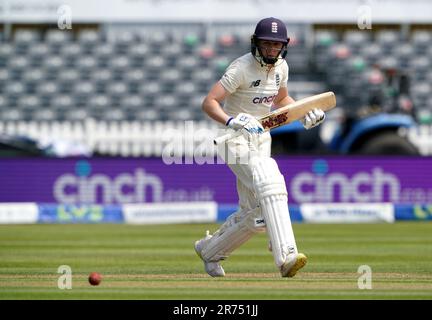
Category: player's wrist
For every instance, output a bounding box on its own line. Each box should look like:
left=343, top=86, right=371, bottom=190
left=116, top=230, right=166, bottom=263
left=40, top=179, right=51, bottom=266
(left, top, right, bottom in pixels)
left=225, top=117, right=234, bottom=126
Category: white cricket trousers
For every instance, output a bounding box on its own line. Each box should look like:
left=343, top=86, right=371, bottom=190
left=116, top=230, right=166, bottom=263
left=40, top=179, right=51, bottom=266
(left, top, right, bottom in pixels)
left=199, top=129, right=298, bottom=268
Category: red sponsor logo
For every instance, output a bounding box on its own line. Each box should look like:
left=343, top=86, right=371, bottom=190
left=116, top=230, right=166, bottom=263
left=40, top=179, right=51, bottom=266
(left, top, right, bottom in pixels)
left=261, top=113, right=288, bottom=129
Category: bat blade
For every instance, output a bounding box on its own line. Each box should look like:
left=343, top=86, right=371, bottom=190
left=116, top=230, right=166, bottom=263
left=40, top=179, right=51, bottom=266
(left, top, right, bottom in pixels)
left=260, top=91, right=336, bottom=131
left=213, top=91, right=337, bottom=145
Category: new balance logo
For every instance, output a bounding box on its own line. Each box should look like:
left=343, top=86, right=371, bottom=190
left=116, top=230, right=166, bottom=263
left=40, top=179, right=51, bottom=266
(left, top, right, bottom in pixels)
left=255, top=218, right=266, bottom=228
left=249, top=80, right=261, bottom=87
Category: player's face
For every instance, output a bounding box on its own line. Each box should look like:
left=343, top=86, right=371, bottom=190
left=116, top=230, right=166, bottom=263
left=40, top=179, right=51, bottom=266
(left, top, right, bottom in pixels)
left=257, top=40, right=284, bottom=58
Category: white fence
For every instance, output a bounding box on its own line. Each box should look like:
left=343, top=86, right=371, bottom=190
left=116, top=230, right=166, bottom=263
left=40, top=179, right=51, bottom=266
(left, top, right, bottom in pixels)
left=1, top=120, right=432, bottom=157
left=0, top=119, right=220, bottom=157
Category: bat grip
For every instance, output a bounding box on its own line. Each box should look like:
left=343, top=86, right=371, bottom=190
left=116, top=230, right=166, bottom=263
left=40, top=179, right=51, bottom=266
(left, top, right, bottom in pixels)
left=213, top=130, right=242, bottom=145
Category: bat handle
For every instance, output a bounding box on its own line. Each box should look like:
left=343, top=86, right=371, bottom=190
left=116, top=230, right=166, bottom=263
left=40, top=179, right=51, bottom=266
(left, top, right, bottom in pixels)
left=213, top=131, right=242, bottom=145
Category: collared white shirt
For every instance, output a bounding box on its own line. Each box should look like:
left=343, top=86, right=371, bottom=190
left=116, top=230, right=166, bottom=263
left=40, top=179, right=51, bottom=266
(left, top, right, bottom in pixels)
left=220, top=53, right=289, bottom=118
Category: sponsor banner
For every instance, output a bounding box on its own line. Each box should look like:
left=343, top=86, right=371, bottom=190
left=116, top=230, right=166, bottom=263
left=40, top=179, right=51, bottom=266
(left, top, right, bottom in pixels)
left=217, top=204, right=303, bottom=223
left=0, top=203, right=39, bottom=224
left=394, top=204, right=432, bottom=221
left=300, top=203, right=395, bottom=223
left=123, top=202, right=217, bottom=224
left=0, top=158, right=222, bottom=204
left=38, top=204, right=123, bottom=223
left=1, top=157, right=432, bottom=205
left=0, top=202, right=429, bottom=224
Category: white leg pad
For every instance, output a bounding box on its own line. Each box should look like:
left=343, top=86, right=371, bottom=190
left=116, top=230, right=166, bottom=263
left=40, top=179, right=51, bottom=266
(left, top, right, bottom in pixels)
left=251, top=157, right=298, bottom=267
left=200, top=207, right=265, bottom=262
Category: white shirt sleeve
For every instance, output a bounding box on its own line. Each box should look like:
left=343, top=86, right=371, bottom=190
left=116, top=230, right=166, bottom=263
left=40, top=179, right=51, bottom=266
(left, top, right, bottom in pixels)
left=280, top=62, right=289, bottom=88
left=219, top=60, right=244, bottom=94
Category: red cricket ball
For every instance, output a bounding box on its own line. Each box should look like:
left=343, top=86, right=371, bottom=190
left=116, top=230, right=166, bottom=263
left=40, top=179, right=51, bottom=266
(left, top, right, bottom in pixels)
left=88, top=272, right=102, bottom=286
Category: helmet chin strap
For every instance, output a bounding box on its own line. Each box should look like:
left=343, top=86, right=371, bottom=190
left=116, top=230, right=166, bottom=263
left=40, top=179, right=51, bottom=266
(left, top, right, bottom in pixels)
left=262, top=56, right=278, bottom=65
left=255, top=47, right=283, bottom=67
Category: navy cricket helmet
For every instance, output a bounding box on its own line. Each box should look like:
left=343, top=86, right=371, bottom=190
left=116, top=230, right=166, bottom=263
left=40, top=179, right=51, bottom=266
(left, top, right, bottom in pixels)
left=251, top=17, right=290, bottom=65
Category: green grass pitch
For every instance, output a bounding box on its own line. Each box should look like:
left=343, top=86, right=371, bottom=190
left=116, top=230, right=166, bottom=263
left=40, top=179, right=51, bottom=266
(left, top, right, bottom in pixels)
left=0, top=222, right=431, bottom=299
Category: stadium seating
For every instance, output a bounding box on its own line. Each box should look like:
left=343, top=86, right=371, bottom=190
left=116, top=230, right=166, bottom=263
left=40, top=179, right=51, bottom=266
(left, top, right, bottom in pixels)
left=0, top=25, right=431, bottom=156
left=0, top=24, right=326, bottom=124
left=313, top=28, right=432, bottom=121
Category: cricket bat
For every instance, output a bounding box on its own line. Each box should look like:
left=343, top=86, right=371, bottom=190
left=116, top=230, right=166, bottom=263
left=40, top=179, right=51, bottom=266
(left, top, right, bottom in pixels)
left=213, top=91, right=336, bottom=145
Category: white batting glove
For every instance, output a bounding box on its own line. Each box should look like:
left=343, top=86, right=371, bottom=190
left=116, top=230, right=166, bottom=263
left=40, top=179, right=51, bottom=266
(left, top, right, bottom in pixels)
left=301, top=108, right=326, bottom=130
left=226, top=113, right=264, bottom=135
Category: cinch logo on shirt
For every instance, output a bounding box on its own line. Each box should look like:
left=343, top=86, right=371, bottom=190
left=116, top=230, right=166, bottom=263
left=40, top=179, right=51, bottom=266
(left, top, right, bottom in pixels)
left=252, top=94, right=277, bottom=104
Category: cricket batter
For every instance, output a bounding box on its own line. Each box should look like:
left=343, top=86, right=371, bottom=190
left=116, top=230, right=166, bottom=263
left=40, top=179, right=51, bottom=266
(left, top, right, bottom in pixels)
left=195, top=17, right=325, bottom=277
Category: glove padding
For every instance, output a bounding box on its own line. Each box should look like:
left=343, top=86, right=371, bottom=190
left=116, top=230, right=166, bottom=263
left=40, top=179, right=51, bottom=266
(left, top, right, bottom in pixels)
left=301, top=108, right=326, bottom=130
left=226, top=113, right=264, bottom=135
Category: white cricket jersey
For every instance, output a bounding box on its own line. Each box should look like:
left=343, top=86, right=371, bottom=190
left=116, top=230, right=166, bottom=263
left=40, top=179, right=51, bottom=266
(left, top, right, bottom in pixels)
left=219, top=53, right=289, bottom=119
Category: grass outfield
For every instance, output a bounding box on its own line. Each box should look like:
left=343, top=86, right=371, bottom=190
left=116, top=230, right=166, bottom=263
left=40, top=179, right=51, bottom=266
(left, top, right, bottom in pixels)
left=0, top=222, right=431, bottom=300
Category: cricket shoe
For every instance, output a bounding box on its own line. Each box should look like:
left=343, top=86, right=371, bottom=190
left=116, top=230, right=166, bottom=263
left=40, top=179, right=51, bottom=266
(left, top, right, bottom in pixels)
left=194, top=230, right=225, bottom=277
left=280, top=253, right=307, bottom=278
